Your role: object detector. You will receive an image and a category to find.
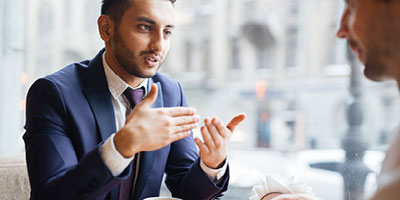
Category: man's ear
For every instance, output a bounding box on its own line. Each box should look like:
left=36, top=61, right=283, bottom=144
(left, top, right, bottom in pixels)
left=98, top=15, right=114, bottom=42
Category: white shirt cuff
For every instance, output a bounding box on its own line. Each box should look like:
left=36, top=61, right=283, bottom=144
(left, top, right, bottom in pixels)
left=199, top=159, right=228, bottom=182
left=100, top=133, right=134, bottom=176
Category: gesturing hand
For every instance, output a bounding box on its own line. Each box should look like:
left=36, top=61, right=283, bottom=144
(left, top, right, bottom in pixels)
left=194, top=114, right=246, bottom=169
left=114, top=84, right=200, bottom=158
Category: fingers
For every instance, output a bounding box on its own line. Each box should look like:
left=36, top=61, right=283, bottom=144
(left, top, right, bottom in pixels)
left=226, top=113, right=246, bottom=132
left=212, top=117, right=230, bottom=139
left=194, top=137, right=210, bottom=154
left=168, top=131, right=191, bottom=143
left=157, top=113, right=200, bottom=134
left=200, top=125, right=216, bottom=149
left=165, top=122, right=197, bottom=146
left=201, top=114, right=246, bottom=143
left=198, top=117, right=229, bottom=169
left=164, top=107, right=197, bottom=117
left=172, top=123, right=199, bottom=133
left=138, top=84, right=158, bottom=108
left=205, top=118, right=223, bottom=147
left=170, top=115, right=200, bottom=126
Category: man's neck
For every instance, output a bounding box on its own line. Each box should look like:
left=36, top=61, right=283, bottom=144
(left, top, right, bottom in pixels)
left=396, top=79, right=400, bottom=93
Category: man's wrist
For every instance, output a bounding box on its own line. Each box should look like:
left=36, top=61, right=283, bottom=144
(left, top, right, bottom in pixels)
left=114, top=128, right=138, bottom=158
left=204, top=158, right=226, bottom=169
left=216, top=158, right=226, bottom=169
left=200, top=158, right=228, bottom=182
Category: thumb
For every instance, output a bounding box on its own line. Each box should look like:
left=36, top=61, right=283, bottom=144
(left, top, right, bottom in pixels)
left=226, top=113, right=246, bottom=132
left=137, top=83, right=158, bottom=108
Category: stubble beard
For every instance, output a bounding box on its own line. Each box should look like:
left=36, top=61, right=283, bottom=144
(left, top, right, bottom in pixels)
left=363, top=52, right=387, bottom=82
left=362, top=30, right=397, bottom=82
left=362, top=10, right=400, bottom=82
left=347, top=39, right=385, bottom=81
left=112, top=30, right=163, bottom=78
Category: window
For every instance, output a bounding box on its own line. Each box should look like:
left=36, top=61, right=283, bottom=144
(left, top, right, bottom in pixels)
left=201, top=39, right=211, bottom=72
left=0, top=0, right=27, bottom=156
left=230, top=37, right=240, bottom=70
left=64, top=0, right=72, bottom=28
left=185, top=41, right=193, bottom=72
left=244, top=0, right=256, bottom=21
left=325, top=0, right=349, bottom=76
left=285, top=27, right=298, bottom=68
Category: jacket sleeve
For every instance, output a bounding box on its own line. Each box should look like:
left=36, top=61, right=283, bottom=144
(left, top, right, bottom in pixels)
left=164, top=82, right=229, bottom=200
left=23, top=78, right=130, bottom=200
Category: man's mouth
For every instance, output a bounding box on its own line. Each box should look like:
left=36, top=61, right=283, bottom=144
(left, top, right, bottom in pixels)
left=348, top=39, right=361, bottom=53
left=347, top=39, right=367, bottom=62
left=147, top=54, right=161, bottom=61
left=143, top=55, right=161, bottom=66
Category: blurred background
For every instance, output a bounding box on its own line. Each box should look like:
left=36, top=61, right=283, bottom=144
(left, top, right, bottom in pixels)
left=1, top=0, right=399, bottom=199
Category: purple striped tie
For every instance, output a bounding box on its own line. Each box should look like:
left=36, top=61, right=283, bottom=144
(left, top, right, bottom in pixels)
left=123, top=87, right=144, bottom=110
left=119, top=87, right=144, bottom=200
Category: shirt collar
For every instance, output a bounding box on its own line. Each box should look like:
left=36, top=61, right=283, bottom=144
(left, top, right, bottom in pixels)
left=102, top=52, right=148, bottom=99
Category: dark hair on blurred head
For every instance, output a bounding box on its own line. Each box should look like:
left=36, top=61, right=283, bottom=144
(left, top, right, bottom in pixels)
left=101, top=0, right=177, bottom=24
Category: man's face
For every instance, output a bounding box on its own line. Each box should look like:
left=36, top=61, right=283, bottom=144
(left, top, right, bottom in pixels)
left=111, top=0, right=174, bottom=78
left=337, top=0, right=400, bottom=81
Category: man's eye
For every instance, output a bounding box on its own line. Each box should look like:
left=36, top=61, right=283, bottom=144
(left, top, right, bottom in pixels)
left=139, top=24, right=152, bottom=31
left=164, top=30, right=173, bottom=37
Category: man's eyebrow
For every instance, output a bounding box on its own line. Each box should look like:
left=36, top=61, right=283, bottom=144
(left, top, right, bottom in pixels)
left=137, top=17, right=155, bottom=24
left=137, top=17, right=175, bottom=29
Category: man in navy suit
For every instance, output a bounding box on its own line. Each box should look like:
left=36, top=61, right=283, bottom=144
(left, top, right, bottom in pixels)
left=23, top=0, right=246, bottom=199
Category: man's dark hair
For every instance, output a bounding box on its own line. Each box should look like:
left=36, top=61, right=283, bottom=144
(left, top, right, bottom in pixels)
left=101, top=0, right=177, bottom=24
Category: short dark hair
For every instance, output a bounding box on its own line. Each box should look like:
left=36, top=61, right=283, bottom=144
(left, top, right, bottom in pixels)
left=101, top=0, right=177, bottom=24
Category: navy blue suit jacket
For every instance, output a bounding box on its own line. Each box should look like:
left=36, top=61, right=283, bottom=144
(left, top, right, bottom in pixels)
left=23, top=49, right=229, bottom=200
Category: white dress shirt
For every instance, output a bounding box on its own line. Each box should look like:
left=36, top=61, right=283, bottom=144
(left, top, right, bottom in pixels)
left=99, top=52, right=227, bottom=181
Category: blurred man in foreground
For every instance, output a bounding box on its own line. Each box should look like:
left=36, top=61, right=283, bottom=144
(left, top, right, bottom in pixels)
left=273, top=0, right=400, bottom=199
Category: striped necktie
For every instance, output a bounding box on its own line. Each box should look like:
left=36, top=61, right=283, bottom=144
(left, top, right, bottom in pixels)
left=119, top=87, right=144, bottom=200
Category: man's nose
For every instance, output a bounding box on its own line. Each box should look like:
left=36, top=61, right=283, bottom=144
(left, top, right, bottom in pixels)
left=337, top=9, right=350, bottom=39
left=337, top=23, right=349, bottom=39
left=150, top=31, right=165, bottom=53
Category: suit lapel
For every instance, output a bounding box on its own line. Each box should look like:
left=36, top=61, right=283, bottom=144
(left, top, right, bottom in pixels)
left=133, top=78, right=163, bottom=199
left=83, top=49, right=116, bottom=142
left=148, top=78, right=164, bottom=108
